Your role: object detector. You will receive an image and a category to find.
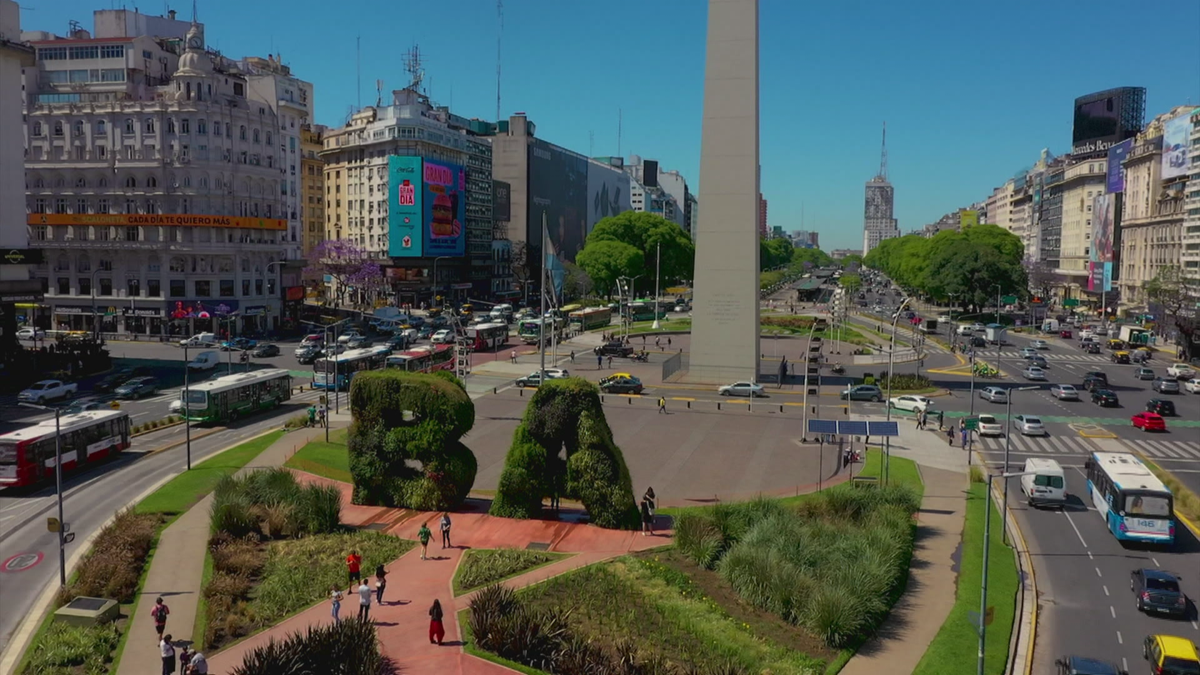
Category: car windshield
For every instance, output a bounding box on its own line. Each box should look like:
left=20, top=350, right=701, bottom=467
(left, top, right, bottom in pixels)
left=979, top=416, right=996, bottom=424
left=1161, top=657, right=1200, bottom=675
left=1146, top=577, right=1180, bottom=593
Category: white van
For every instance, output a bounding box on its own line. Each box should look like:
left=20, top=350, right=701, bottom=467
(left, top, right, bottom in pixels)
left=180, top=332, right=217, bottom=347
left=956, top=324, right=974, bottom=337
left=187, top=350, right=220, bottom=371
left=1020, top=458, right=1066, bottom=508
left=1040, top=319, right=1059, bottom=333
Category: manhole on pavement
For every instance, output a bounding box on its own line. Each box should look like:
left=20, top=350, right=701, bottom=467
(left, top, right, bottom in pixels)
left=525, top=542, right=550, bottom=551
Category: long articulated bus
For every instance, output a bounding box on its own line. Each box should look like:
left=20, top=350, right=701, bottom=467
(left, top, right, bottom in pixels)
left=182, top=368, right=293, bottom=424
left=517, top=318, right=563, bottom=345
left=568, top=306, right=613, bottom=331
left=0, top=410, right=132, bottom=487
left=312, top=346, right=391, bottom=391
left=1085, top=451, right=1175, bottom=545
left=467, top=322, right=509, bottom=351
left=386, top=344, right=456, bottom=373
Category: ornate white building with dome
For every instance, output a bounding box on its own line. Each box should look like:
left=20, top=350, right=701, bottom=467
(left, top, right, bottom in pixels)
left=22, top=10, right=297, bottom=336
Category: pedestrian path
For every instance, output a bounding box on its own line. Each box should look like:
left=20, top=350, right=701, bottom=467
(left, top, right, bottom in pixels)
left=840, top=465, right=967, bottom=675
left=975, top=434, right=1200, bottom=461
left=205, top=470, right=667, bottom=675
left=116, top=426, right=329, bottom=675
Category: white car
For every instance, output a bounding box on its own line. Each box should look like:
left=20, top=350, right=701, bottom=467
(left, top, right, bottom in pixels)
left=719, top=381, right=765, bottom=397
left=1185, top=378, right=1200, bottom=394
left=1012, top=415, right=1047, bottom=436
left=1167, top=363, right=1196, bottom=379
left=16, top=327, right=45, bottom=340
left=18, top=379, right=77, bottom=404
left=1049, top=384, right=1079, bottom=401
left=1020, top=347, right=1038, bottom=359
left=431, top=330, right=453, bottom=344
left=1032, top=340, right=1049, bottom=350
left=977, top=414, right=1004, bottom=436
left=337, top=331, right=363, bottom=345
left=1022, top=366, right=1047, bottom=381
left=889, top=395, right=936, bottom=413
left=169, top=398, right=184, bottom=415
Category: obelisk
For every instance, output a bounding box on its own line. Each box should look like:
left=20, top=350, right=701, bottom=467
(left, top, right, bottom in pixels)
left=688, top=0, right=760, bottom=383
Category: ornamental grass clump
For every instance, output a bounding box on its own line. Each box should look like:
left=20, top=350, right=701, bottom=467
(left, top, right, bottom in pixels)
left=230, top=616, right=394, bottom=675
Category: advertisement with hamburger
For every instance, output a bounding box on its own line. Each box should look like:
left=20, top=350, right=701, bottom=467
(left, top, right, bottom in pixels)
left=421, top=159, right=467, bottom=257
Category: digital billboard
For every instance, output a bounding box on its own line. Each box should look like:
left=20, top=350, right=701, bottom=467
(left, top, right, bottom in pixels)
left=1105, top=139, right=1132, bottom=194
left=387, top=156, right=423, bottom=258
left=959, top=210, right=979, bottom=229
left=528, top=139, right=589, bottom=264
left=1071, top=87, right=1146, bottom=156
left=492, top=180, right=511, bottom=221
left=421, top=159, right=467, bottom=257
left=586, top=161, right=631, bottom=231
left=1089, top=194, right=1114, bottom=293
left=1161, top=113, right=1192, bottom=181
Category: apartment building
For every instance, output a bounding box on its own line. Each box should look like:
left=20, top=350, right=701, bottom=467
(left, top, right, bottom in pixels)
left=300, top=123, right=325, bottom=257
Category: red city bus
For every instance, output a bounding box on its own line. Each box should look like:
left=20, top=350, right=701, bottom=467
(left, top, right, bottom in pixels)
left=466, top=322, right=508, bottom=351
left=0, top=409, right=132, bottom=488
left=385, top=344, right=456, bottom=373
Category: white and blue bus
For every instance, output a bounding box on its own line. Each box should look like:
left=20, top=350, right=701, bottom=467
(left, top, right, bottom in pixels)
left=1085, top=451, right=1175, bottom=545
left=313, top=346, right=390, bottom=391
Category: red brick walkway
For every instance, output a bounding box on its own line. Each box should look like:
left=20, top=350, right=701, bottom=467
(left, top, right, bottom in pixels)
left=206, top=472, right=668, bottom=674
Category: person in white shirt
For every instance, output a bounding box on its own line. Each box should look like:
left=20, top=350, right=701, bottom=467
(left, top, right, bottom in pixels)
left=187, top=652, right=208, bottom=675
left=357, top=580, right=372, bottom=622
left=159, top=634, right=175, bottom=675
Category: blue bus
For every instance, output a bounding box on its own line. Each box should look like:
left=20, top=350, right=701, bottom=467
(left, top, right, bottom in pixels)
left=312, top=346, right=390, bottom=391
left=1085, top=451, right=1175, bottom=545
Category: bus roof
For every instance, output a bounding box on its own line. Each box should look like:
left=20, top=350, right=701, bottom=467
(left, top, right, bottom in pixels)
left=187, top=368, right=291, bottom=395
left=1090, top=452, right=1170, bottom=493
left=0, top=409, right=130, bottom=443
left=320, top=346, right=391, bottom=364
left=395, top=344, right=451, bottom=358
left=569, top=307, right=610, bottom=316
left=470, top=322, right=507, bottom=331
left=560, top=304, right=583, bottom=313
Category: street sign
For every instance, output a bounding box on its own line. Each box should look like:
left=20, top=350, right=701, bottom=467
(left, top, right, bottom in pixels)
left=1001, top=295, right=1018, bottom=305
left=63, top=532, right=76, bottom=544
left=1063, top=299, right=1080, bottom=307
left=962, top=416, right=979, bottom=431
left=46, top=517, right=60, bottom=533
left=105, top=306, right=117, bottom=316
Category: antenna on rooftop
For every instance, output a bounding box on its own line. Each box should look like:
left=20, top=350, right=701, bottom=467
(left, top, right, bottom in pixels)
left=879, top=121, right=888, bottom=181
left=356, top=35, right=361, bottom=111
left=496, top=0, right=503, bottom=121
left=375, top=79, right=383, bottom=108
left=404, top=44, right=425, bottom=94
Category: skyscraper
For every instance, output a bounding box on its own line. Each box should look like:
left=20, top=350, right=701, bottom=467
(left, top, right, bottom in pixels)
left=862, top=123, right=899, bottom=255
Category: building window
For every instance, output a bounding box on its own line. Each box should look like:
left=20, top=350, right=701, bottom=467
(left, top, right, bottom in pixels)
left=32, top=225, right=48, bottom=241
left=266, top=131, right=272, bottom=145
left=125, top=226, right=139, bottom=241
left=127, top=278, right=140, bottom=297
left=100, top=44, right=124, bottom=59
left=255, top=279, right=264, bottom=296
left=124, top=119, right=135, bottom=134
left=148, top=279, right=161, bottom=297
left=97, top=226, right=110, bottom=241
left=195, top=280, right=211, bottom=297
left=181, top=118, right=190, bottom=134
left=76, top=198, right=87, bottom=213
left=240, top=125, right=247, bottom=140
left=53, top=121, right=63, bottom=136
left=145, top=118, right=155, bottom=134
left=241, top=279, right=250, bottom=296
left=39, top=47, right=67, bottom=60
left=97, top=145, right=107, bottom=159
left=169, top=279, right=185, bottom=297
left=78, top=278, right=91, bottom=296
left=197, top=119, right=206, bottom=135
left=33, top=198, right=46, bottom=213
left=55, top=198, right=68, bottom=214
left=98, top=278, right=112, bottom=296
left=219, top=279, right=235, bottom=297
left=166, top=118, right=175, bottom=134
left=213, top=121, right=220, bottom=136
left=181, top=198, right=190, bottom=213
left=73, top=121, right=84, bottom=137
left=57, top=277, right=70, bottom=294
left=169, top=256, right=185, bottom=273
left=145, top=199, right=157, bottom=213
left=146, top=176, right=157, bottom=188
left=32, top=122, right=42, bottom=136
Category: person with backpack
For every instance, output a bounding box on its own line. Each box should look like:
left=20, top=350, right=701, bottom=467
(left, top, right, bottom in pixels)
left=418, top=521, right=432, bottom=560
left=429, top=599, right=446, bottom=645
left=152, top=597, right=170, bottom=640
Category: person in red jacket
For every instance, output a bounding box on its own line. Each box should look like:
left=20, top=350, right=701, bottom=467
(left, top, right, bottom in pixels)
left=345, top=550, right=362, bottom=588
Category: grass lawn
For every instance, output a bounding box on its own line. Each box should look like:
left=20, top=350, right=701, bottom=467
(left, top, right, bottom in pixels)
left=452, top=548, right=569, bottom=596
left=283, top=428, right=351, bottom=483
left=622, top=318, right=691, bottom=334
left=912, top=481, right=1018, bottom=675
left=135, top=430, right=284, bottom=516
left=1139, top=455, right=1200, bottom=527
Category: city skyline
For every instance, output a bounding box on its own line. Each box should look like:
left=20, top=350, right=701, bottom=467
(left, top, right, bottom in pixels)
left=19, top=0, right=1200, bottom=250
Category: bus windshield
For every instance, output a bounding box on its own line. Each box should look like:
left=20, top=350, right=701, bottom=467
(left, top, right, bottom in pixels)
left=1126, top=494, right=1171, bottom=517
left=185, top=390, right=207, bottom=405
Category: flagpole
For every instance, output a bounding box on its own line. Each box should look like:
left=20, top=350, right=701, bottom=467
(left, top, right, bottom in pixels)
left=651, top=242, right=661, bottom=330
left=539, top=213, right=547, bottom=377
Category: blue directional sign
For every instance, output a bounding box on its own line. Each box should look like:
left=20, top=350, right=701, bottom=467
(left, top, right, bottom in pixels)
left=807, top=419, right=838, bottom=435
left=867, top=421, right=900, bottom=437
left=837, top=420, right=869, bottom=436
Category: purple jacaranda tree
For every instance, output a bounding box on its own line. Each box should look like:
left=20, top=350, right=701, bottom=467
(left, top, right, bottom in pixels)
left=305, top=240, right=387, bottom=309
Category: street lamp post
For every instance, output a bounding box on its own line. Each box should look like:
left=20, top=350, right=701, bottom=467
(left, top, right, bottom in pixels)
left=979, top=469, right=1037, bottom=675
left=90, top=269, right=103, bottom=341
left=265, top=261, right=284, bottom=331
left=651, top=243, right=662, bottom=331
left=183, top=344, right=191, bottom=470
left=431, top=256, right=452, bottom=306
left=19, top=402, right=67, bottom=587
left=885, top=297, right=913, bottom=422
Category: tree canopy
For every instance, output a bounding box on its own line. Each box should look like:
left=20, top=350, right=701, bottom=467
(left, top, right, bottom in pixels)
left=839, top=274, right=863, bottom=295
left=580, top=211, right=694, bottom=295
left=863, top=226, right=1027, bottom=310
left=760, top=238, right=794, bottom=271
left=575, top=239, right=644, bottom=297
left=1145, top=265, right=1200, bottom=360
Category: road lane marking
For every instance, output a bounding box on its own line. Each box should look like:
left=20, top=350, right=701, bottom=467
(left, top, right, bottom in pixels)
left=1103, top=585, right=1109, bottom=596
left=1096, top=567, right=1103, bottom=577
left=1109, top=605, right=1115, bottom=618
left=1061, top=510, right=1089, bottom=548
left=1117, top=632, right=1123, bottom=645
left=1153, top=557, right=1160, bottom=567
left=1122, top=658, right=1128, bottom=672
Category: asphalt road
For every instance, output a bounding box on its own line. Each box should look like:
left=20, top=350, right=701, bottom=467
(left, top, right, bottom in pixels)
left=0, top=406, right=306, bottom=657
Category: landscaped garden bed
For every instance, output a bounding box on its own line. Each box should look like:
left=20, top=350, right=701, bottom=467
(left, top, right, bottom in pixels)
left=452, top=548, right=567, bottom=596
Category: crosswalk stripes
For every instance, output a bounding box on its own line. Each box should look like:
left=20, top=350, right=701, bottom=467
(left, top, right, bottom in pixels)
left=977, top=434, right=1200, bottom=460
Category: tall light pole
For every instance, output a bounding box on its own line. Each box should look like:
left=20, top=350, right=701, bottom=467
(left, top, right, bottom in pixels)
left=431, top=256, right=452, bottom=306
left=885, top=297, right=913, bottom=422
left=183, top=344, right=192, bottom=470
left=90, top=268, right=103, bottom=341
left=993, top=284, right=1002, bottom=326
left=979, top=470, right=1037, bottom=675
left=651, top=242, right=662, bottom=330
left=265, top=261, right=284, bottom=331
left=1001, top=385, right=1040, bottom=545
left=19, top=402, right=67, bottom=587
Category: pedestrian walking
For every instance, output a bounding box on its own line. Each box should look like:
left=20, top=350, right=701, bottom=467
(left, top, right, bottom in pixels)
left=915, top=411, right=922, bottom=429
left=642, top=336, right=646, bottom=346
left=429, top=599, right=446, bottom=645
left=643, top=487, right=656, bottom=516
left=418, top=521, right=432, bottom=559
left=597, top=353, right=603, bottom=369
left=961, top=426, right=970, bottom=450
left=510, top=350, right=517, bottom=364
left=440, top=512, right=452, bottom=548
left=152, top=597, right=170, bottom=639
left=607, top=355, right=613, bottom=368
left=345, top=550, right=362, bottom=586
left=159, top=634, right=176, bottom=675
left=667, top=336, right=672, bottom=347
left=569, top=350, right=575, bottom=363
left=306, top=404, right=316, bottom=428
left=640, top=498, right=654, bottom=536
left=374, top=565, right=388, bottom=604
left=357, top=580, right=372, bottom=622
left=946, top=425, right=955, bottom=446
left=178, top=646, right=192, bottom=675
left=330, top=585, right=344, bottom=623
left=657, top=396, right=666, bottom=414
left=655, top=336, right=661, bottom=348
left=937, top=410, right=945, bottom=431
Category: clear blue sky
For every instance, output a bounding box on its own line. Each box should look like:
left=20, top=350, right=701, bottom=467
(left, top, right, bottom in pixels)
left=26, top=0, right=1200, bottom=250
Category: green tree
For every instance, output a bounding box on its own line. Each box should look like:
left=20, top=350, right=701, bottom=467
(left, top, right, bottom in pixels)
left=575, top=240, right=644, bottom=297
left=561, top=262, right=593, bottom=301
left=1145, top=265, right=1200, bottom=360
left=839, top=274, right=863, bottom=295
left=760, top=238, right=794, bottom=271
left=585, top=211, right=694, bottom=290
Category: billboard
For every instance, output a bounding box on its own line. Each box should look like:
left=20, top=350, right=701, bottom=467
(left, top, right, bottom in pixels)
left=643, top=159, right=659, bottom=187
left=493, top=180, right=511, bottom=221
left=959, top=210, right=979, bottom=229
left=1161, top=113, right=1191, bottom=181
left=586, top=161, right=631, bottom=231
left=1088, top=194, right=1115, bottom=293
left=387, top=156, right=423, bottom=257
left=1105, top=139, right=1132, bottom=193
left=1071, top=87, right=1145, bottom=156
left=421, top=159, right=467, bottom=257
left=528, top=139, right=589, bottom=264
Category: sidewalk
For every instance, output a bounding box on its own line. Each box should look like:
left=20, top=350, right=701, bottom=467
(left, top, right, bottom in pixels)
left=117, top=426, right=330, bottom=675
left=839, top=464, right=967, bottom=675
left=206, top=470, right=667, bottom=675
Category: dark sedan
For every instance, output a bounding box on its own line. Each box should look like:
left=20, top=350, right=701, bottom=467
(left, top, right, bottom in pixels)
left=220, top=337, right=257, bottom=351
left=1091, top=389, right=1119, bottom=407
left=595, top=341, right=634, bottom=357
left=599, top=374, right=644, bottom=395
left=1131, top=568, right=1188, bottom=618
left=1054, top=655, right=1124, bottom=675
left=296, top=347, right=323, bottom=365
left=114, top=376, right=159, bottom=399
left=95, top=367, right=153, bottom=392
left=251, top=343, right=280, bottom=357
left=1146, top=399, right=1177, bottom=416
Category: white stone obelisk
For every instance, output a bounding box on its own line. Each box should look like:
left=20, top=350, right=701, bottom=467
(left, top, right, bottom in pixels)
left=688, top=0, right=761, bottom=383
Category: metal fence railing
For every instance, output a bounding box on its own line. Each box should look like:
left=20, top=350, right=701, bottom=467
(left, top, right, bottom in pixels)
left=661, top=351, right=687, bottom=382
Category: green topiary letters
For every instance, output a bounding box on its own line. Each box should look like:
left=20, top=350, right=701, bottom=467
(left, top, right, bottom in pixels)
left=490, top=378, right=639, bottom=529
left=347, top=369, right=477, bottom=511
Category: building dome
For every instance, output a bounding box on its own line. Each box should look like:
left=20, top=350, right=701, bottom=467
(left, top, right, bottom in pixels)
left=176, top=22, right=211, bottom=76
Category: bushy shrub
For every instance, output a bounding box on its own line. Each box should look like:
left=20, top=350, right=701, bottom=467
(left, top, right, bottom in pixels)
left=468, top=585, right=568, bottom=667
left=23, top=620, right=120, bottom=675
left=490, top=378, right=639, bottom=529
left=878, top=373, right=931, bottom=391
left=64, top=508, right=161, bottom=605
left=230, top=615, right=393, bottom=675
left=455, top=548, right=558, bottom=592
left=209, top=468, right=343, bottom=539
left=347, top=369, right=477, bottom=511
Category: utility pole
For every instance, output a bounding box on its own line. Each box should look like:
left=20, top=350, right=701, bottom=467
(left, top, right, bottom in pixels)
left=539, top=213, right=547, bottom=377
left=651, top=242, right=661, bottom=330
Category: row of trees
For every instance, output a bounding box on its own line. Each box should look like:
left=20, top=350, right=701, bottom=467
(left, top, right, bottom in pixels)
left=864, top=225, right=1028, bottom=311
left=575, top=212, right=695, bottom=296
left=1145, top=266, right=1200, bottom=361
